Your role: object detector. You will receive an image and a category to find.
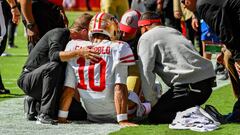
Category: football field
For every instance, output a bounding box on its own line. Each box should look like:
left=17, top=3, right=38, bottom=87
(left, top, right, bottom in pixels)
left=0, top=11, right=239, bottom=135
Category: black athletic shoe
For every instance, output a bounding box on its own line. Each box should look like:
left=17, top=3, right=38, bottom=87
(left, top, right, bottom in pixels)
left=36, top=113, right=57, bottom=125
left=24, top=96, right=39, bottom=121
left=0, top=89, right=10, bottom=94
left=224, top=111, right=240, bottom=123
left=204, top=105, right=227, bottom=124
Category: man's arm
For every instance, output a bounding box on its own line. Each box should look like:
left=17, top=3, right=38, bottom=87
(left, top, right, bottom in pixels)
left=59, top=47, right=100, bottom=62
left=58, top=63, right=77, bottom=123
left=59, top=6, right=69, bottom=28
left=114, top=83, right=137, bottom=127
left=58, top=86, right=75, bottom=123
left=137, top=38, right=158, bottom=107
left=6, top=0, right=20, bottom=24
left=114, top=65, right=137, bottom=127
left=6, top=0, right=17, bottom=8
left=19, top=0, right=34, bottom=23
left=19, top=0, right=39, bottom=44
left=173, top=0, right=182, bottom=19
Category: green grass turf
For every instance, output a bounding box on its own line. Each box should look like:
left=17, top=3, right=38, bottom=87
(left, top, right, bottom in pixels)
left=0, top=11, right=239, bottom=135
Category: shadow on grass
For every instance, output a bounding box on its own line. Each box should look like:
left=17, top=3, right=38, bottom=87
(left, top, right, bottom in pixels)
left=0, top=93, right=24, bottom=98
left=0, top=94, right=25, bottom=101
left=129, top=116, right=152, bottom=125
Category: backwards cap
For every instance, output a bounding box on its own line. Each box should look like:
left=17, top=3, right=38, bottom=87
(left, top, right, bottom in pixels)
left=120, top=10, right=141, bottom=34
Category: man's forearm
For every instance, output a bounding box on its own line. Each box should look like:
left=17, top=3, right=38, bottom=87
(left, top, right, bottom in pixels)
left=58, top=86, right=75, bottom=119
left=19, top=0, right=35, bottom=23
left=114, top=84, right=128, bottom=116
left=6, top=0, right=17, bottom=8
left=59, top=50, right=80, bottom=62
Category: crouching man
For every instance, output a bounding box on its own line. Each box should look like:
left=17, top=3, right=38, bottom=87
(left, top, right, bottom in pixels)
left=17, top=13, right=99, bottom=124
left=137, top=11, right=216, bottom=124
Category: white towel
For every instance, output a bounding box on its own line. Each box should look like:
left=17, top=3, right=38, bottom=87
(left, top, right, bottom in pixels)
left=169, top=106, right=220, bottom=132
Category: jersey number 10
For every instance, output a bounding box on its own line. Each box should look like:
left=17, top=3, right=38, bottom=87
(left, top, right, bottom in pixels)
left=77, top=57, right=106, bottom=92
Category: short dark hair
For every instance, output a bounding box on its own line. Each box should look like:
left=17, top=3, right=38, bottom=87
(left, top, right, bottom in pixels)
left=70, top=13, right=93, bottom=32
left=140, top=11, right=161, bottom=21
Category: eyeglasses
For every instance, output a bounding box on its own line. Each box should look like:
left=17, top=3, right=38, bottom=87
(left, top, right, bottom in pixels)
left=180, top=0, right=185, bottom=4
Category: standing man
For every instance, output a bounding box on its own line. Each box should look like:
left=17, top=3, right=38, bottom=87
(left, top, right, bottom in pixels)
left=19, top=0, right=68, bottom=53
left=137, top=11, right=216, bottom=124
left=182, top=0, right=240, bottom=123
left=0, top=0, right=20, bottom=94
left=58, top=13, right=138, bottom=127
left=17, top=14, right=99, bottom=124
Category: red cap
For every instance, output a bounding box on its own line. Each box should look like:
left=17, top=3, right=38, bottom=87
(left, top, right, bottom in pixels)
left=120, top=10, right=141, bottom=33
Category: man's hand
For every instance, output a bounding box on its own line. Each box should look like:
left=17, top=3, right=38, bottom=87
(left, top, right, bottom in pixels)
left=216, top=52, right=224, bottom=65
left=217, top=45, right=228, bottom=65
left=27, top=24, right=40, bottom=44
left=191, top=18, right=199, bottom=32
left=235, top=61, right=240, bottom=74
left=174, top=11, right=182, bottom=19
left=58, top=117, right=71, bottom=124
left=78, top=47, right=100, bottom=62
left=119, top=121, right=138, bottom=127
left=6, top=0, right=20, bottom=24
left=11, top=8, right=20, bottom=24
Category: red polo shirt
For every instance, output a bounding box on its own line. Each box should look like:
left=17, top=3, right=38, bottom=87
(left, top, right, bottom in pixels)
left=48, top=0, right=63, bottom=6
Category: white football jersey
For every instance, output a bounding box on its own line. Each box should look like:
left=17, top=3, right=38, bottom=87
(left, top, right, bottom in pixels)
left=64, top=39, right=135, bottom=122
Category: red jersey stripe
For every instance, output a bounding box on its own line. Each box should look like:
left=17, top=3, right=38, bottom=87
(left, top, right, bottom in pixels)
left=121, top=60, right=135, bottom=63
left=120, top=54, right=134, bottom=60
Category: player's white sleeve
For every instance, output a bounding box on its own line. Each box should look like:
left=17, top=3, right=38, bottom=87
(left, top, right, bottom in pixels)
left=64, top=40, right=75, bottom=51
left=64, top=63, right=76, bottom=88
left=118, top=42, right=135, bottom=66
left=114, top=64, right=128, bottom=84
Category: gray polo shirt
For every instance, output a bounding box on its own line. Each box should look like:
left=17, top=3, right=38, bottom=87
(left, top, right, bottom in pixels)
left=138, top=26, right=215, bottom=106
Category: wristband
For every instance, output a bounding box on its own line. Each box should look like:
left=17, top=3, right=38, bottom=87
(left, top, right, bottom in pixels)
left=117, top=114, right=128, bottom=122
left=11, top=5, right=17, bottom=9
left=58, top=110, right=69, bottom=118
